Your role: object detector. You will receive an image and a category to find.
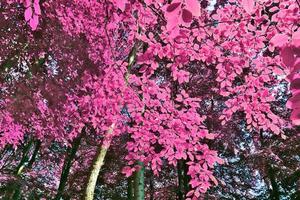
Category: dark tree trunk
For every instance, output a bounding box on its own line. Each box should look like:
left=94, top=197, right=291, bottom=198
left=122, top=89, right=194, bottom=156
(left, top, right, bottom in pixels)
left=149, top=171, right=154, bottom=200
left=54, top=131, right=84, bottom=200
left=15, top=140, right=33, bottom=175
left=177, top=160, right=190, bottom=200
left=283, top=170, right=300, bottom=187
left=177, top=160, right=185, bottom=200
left=183, top=161, right=190, bottom=193
left=268, top=164, right=280, bottom=200
left=27, top=140, right=41, bottom=168
left=4, top=140, right=34, bottom=200
left=127, top=176, right=134, bottom=200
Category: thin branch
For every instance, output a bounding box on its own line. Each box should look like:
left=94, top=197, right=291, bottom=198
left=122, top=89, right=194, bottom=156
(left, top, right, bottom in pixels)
left=296, top=0, right=300, bottom=9
left=104, top=0, right=116, bottom=60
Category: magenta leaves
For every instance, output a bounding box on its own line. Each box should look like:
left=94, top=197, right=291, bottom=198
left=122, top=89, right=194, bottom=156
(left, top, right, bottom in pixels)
left=1, top=0, right=299, bottom=199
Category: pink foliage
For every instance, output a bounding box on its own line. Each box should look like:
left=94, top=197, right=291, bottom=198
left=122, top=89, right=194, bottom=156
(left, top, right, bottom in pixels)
left=278, top=31, right=300, bottom=125
left=1, top=0, right=300, bottom=199
left=0, top=111, right=23, bottom=148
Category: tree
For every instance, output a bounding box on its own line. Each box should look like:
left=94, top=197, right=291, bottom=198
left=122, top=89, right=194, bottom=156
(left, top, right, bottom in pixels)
left=1, top=0, right=299, bottom=199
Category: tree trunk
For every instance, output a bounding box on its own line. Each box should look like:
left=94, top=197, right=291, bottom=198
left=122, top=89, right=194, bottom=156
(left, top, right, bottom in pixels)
left=15, top=140, right=33, bottom=175
left=133, top=161, right=145, bottom=200
left=84, top=124, right=115, bottom=200
left=11, top=140, right=41, bottom=200
left=149, top=171, right=154, bottom=200
left=11, top=185, right=21, bottom=200
left=4, top=140, right=34, bottom=199
left=268, top=164, right=280, bottom=200
left=27, top=140, right=41, bottom=169
left=127, top=176, right=134, bottom=200
left=0, top=145, right=12, bottom=162
left=177, top=160, right=185, bottom=200
left=177, top=160, right=190, bottom=200
left=54, top=131, right=84, bottom=200
left=283, top=170, right=300, bottom=188
left=183, top=161, right=190, bottom=194
left=3, top=181, right=19, bottom=200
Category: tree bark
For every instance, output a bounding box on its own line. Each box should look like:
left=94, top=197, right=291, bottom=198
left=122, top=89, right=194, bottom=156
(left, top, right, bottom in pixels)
left=133, top=161, right=145, bottom=200
left=10, top=140, right=41, bottom=200
left=177, top=160, right=190, bottom=200
left=27, top=140, right=41, bottom=169
left=268, top=164, right=280, bottom=200
left=84, top=124, right=115, bottom=200
left=183, top=161, right=190, bottom=194
left=54, top=131, right=84, bottom=200
left=4, top=140, right=34, bottom=199
left=283, top=170, right=300, bottom=187
left=15, top=140, right=33, bottom=175
left=149, top=171, right=154, bottom=200
left=177, top=160, right=185, bottom=200
left=127, top=176, right=134, bottom=200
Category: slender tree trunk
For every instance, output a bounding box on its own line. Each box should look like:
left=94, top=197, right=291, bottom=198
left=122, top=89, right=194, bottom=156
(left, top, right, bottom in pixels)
left=0, top=145, right=12, bottom=162
left=183, top=161, right=190, bottom=194
left=268, top=164, right=280, bottom=200
left=283, top=170, right=300, bottom=188
left=3, top=182, right=19, bottom=200
left=133, top=161, right=145, bottom=200
left=127, top=176, right=134, bottom=200
left=54, top=131, right=84, bottom=200
left=15, top=140, right=33, bottom=175
left=149, top=171, right=154, bottom=200
left=27, top=140, right=41, bottom=169
left=177, top=160, right=185, bottom=200
left=11, top=185, right=21, bottom=200
left=84, top=124, right=115, bottom=200
left=177, top=160, right=190, bottom=200
left=11, top=140, right=41, bottom=200
left=4, top=140, right=34, bottom=199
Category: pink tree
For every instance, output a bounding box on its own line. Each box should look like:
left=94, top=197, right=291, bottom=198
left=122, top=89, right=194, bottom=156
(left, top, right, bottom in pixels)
left=1, top=0, right=299, bottom=199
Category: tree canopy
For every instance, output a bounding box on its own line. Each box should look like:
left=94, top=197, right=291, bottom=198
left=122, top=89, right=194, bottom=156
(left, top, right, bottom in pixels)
left=0, top=0, right=299, bottom=199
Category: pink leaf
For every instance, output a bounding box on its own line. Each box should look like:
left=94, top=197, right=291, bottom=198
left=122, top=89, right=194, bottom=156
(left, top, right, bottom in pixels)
left=166, top=2, right=181, bottom=12
left=24, top=7, right=33, bottom=21
left=165, top=3, right=181, bottom=32
left=270, top=34, right=289, bottom=47
left=185, top=0, right=201, bottom=17
left=241, top=0, right=256, bottom=15
left=292, top=30, right=300, bottom=47
left=34, top=2, right=41, bottom=15
left=290, top=108, right=300, bottom=125
left=182, top=9, right=193, bottom=23
left=194, top=189, right=201, bottom=197
left=290, top=79, right=300, bottom=91
left=122, top=166, right=134, bottom=177
left=24, top=0, right=31, bottom=8
left=280, top=46, right=295, bottom=68
left=186, top=190, right=195, bottom=197
left=287, top=93, right=300, bottom=109
left=205, top=133, right=217, bottom=139
left=189, top=179, right=200, bottom=188
left=116, top=0, right=127, bottom=12
left=216, top=157, right=224, bottom=164
left=210, top=175, right=218, bottom=185
left=29, top=15, right=39, bottom=30
left=166, top=16, right=180, bottom=31
left=176, top=94, right=183, bottom=102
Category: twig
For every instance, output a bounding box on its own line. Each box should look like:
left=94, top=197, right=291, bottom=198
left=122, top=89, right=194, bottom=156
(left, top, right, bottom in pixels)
left=296, top=0, right=300, bottom=9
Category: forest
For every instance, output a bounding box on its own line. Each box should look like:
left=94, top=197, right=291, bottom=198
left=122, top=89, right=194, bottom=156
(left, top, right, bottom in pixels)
left=0, top=0, right=299, bottom=199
